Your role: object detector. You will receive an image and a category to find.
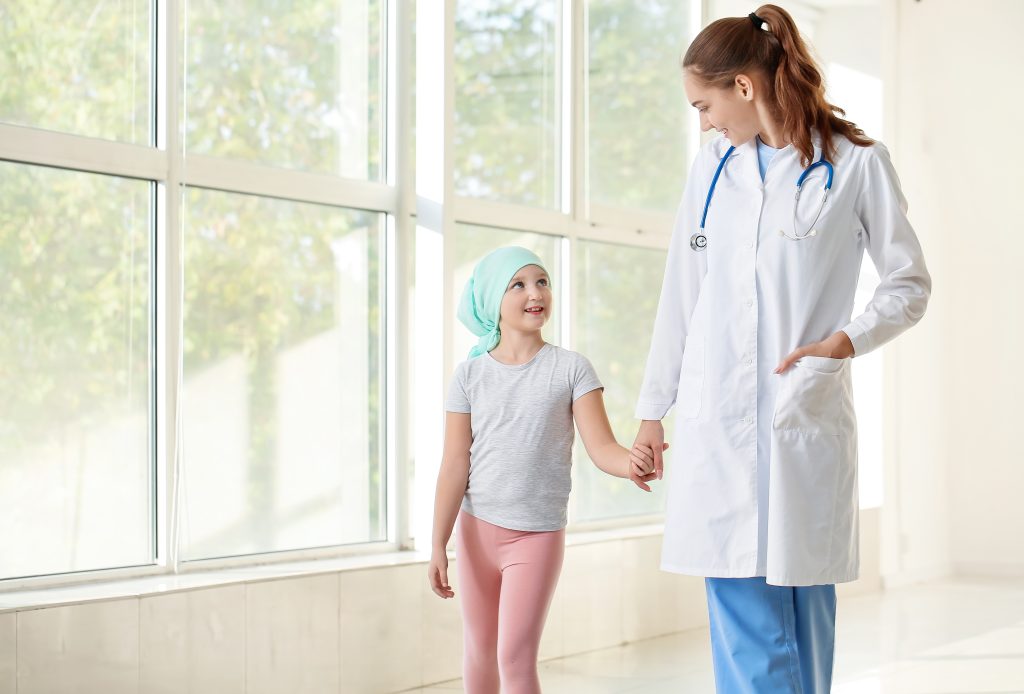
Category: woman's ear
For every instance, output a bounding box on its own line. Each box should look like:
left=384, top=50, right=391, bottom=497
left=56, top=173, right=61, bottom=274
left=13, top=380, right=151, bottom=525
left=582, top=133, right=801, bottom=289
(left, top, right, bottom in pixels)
left=734, top=73, right=755, bottom=102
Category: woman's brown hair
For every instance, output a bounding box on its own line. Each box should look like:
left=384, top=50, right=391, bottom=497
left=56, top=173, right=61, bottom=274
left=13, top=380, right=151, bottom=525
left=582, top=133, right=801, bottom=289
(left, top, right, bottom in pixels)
left=682, top=4, right=872, bottom=165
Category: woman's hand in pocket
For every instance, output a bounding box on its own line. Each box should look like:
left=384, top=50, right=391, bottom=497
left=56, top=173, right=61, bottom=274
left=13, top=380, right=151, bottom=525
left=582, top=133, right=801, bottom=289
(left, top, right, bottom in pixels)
left=775, top=330, right=855, bottom=374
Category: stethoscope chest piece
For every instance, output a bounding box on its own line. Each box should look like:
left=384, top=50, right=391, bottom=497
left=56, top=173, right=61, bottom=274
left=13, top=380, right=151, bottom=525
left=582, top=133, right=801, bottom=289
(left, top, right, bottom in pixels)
left=690, top=232, right=708, bottom=251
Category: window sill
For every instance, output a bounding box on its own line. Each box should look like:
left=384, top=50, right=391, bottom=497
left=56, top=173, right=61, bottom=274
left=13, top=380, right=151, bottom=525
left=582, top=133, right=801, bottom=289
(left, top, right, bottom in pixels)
left=0, top=523, right=664, bottom=613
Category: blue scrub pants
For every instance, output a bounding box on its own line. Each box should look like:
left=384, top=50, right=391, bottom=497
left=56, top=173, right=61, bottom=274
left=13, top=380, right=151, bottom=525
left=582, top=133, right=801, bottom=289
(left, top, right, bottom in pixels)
left=705, top=577, right=836, bottom=694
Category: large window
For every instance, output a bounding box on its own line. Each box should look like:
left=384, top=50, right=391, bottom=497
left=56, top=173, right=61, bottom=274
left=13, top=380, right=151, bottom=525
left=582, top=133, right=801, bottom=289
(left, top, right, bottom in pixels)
left=2, top=0, right=703, bottom=585
left=0, top=0, right=390, bottom=584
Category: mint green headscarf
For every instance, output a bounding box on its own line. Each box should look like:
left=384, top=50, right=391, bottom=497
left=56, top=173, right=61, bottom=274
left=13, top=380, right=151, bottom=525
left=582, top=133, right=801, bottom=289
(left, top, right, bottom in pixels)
left=457, top=246, right=547, bottom=359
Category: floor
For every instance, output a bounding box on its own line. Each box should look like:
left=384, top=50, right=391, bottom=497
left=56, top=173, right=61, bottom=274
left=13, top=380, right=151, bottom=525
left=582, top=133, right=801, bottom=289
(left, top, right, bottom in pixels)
left=403, top=577, right=1024, bottom=693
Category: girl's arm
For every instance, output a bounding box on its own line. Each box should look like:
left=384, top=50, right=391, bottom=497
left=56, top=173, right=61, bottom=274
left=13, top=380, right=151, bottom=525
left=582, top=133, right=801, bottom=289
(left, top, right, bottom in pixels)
left=573, top=389, right=663, bottom=492
left=428, top=411, right=472, bottom=599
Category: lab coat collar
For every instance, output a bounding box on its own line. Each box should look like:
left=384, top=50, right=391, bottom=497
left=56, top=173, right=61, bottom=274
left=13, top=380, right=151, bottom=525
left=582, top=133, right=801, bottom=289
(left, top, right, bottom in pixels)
left=732, top=130, right=827, bottom=185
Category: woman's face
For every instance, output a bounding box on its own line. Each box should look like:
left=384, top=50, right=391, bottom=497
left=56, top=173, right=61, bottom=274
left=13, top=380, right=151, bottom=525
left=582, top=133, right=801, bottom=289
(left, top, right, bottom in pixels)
left=684, top=70, right=760, bottom=147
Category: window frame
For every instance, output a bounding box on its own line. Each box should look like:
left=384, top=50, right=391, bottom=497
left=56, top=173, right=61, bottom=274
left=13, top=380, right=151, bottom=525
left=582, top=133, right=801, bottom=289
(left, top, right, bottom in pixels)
left=0, top=0, right=706, bottom=590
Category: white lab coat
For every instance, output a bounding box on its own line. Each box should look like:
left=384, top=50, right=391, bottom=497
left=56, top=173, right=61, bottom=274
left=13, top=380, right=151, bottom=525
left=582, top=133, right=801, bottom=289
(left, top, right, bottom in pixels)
left=636, top=133, right=930, bottom=586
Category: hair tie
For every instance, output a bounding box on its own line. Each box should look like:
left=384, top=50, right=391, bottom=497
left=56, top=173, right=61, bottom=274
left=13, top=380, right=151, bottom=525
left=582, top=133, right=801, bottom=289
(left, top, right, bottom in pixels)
left=749, top=12, right=766, bottom=30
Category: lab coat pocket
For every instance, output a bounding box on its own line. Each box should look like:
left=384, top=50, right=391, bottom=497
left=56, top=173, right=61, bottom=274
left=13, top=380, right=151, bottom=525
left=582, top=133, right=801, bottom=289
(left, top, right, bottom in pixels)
left=676, top=337, right=705, bottom=420
left=773, top=356, right=848, bottom=436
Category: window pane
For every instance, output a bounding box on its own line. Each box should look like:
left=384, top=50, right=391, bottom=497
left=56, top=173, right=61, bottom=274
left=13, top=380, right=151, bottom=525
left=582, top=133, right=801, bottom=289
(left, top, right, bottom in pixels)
left=184, top=0, right=383, bottom=179
left=182, top=189, right=384, bottom=560
left=455, top=0, right=559, bottom=208
left=0, top=162, right=152, bottom=579
left=0, top=0, right=152, bottom=144
left=587, top=0, right=692, bottom=211
left=571, top=240, right=669, bottom=522
left=451, top=224, right=561, bottom=367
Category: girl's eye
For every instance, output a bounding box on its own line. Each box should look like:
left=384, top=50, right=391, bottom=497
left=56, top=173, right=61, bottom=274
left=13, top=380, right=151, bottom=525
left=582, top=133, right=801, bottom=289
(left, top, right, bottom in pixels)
left=512, top=281, right=524, bottom=289
left=698, top=107, right=708, bottom=114
left=538, top=279, right=548, bottom=287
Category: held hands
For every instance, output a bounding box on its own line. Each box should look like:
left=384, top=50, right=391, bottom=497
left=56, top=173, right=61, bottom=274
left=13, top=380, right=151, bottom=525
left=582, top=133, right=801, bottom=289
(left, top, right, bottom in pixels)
left=632, top=418, right=667, bottom=483
left=774, top=330, right=855, bottom=374
left=628, top=418, right=669, bottom=491
left=428, top=550, right=455, bottom=599
left=629, top=442, right=668, bottom=492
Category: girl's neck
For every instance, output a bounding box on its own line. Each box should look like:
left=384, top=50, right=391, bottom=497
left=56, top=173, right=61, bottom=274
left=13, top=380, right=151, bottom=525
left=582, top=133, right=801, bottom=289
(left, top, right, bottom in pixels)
left=489, top=331, right=546, bottom=365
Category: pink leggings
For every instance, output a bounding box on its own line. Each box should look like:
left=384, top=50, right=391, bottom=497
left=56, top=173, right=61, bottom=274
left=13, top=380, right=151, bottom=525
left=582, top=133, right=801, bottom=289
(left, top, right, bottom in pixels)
left=455, top=511, right=565, bottom=694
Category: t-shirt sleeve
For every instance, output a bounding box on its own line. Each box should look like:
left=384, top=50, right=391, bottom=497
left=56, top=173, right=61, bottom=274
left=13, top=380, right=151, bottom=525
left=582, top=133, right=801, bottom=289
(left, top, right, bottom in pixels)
left=444, top=362, right=471, bottom=413
left=571, top=353, right=604, bottom=402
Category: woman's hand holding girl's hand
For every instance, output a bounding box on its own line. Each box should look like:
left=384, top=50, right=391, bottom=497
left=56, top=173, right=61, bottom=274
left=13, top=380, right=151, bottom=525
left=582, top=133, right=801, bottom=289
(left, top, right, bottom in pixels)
left=774, top=330, right=855, bottom=374
left=633, top=419, right=667, bottom=480
left=629, top=442, right=668, bottom=491
left=428, top=550, right=455, bottom=599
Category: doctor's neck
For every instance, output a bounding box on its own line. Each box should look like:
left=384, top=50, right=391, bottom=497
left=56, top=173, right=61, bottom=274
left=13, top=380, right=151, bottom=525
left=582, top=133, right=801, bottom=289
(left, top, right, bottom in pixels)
left=755, top=114, right=789, bottom=150
left=752, top=88, right=789, bottom=149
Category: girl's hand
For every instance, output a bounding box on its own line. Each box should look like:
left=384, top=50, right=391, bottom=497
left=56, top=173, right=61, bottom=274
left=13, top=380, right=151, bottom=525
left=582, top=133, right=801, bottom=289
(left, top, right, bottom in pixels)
left=428, top=551, right=454, bottom=599
left=630, top=442, right=669, bottom=476
left=628, top=442, right=668, bottom=491
left=774, top=330, right=855, bottom=374
left=632, top=419, right=666, bottom=480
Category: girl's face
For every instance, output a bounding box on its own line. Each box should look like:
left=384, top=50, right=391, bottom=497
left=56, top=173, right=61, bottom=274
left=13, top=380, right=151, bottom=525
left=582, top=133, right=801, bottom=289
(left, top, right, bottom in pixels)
left=498, top=264, right=551, bottom=334
left=684, top=70, right=760, bottom=147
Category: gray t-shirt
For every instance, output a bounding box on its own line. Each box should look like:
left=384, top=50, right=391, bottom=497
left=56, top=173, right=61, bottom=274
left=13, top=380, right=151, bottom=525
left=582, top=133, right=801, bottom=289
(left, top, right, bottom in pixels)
left=445, top=343, right=604, bottom=531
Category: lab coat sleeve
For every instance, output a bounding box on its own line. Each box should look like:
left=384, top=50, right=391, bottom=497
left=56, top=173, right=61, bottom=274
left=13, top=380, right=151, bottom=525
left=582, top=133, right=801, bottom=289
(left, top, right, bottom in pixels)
left=841, top=143, right=931, bottom=357
left=634, top=148, right=711, bottom=421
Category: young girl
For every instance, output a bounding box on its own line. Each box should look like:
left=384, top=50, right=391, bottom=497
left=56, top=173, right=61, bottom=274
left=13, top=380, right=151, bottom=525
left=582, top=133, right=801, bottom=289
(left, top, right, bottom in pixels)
left=427, top=246, right=663, bottom=694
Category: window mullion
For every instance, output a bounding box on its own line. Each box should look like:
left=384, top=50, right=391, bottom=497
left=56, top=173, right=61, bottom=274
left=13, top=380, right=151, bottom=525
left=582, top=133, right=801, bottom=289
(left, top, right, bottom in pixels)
left=156, top=0, right=184, bottom=576
left=388, top=0, right=416, bottom=551
left=569, top=0, right=586, bottom=228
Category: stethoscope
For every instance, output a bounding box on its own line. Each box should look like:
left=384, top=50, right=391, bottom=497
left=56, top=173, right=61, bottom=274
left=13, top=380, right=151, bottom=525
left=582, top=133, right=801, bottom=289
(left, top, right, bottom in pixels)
left=689, top=145, right=835, bottom=252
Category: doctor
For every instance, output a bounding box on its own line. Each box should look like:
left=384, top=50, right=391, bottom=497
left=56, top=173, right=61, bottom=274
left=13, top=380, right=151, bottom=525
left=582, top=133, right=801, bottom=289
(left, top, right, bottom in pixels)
left=632, top=5, right=930, bottom=693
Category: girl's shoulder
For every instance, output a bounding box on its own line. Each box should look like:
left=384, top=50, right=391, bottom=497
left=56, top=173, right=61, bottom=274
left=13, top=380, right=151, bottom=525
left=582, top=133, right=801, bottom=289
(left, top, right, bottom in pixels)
left=450, top=356, right=476, bottom=384
left=545, top=343, right=579, bottom=359
left=547, top=345, right=597, bottom=371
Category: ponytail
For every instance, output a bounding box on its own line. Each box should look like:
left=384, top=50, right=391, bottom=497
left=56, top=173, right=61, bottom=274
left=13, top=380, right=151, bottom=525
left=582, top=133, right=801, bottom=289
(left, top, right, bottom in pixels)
left=682, top=4, right=872, bottom=165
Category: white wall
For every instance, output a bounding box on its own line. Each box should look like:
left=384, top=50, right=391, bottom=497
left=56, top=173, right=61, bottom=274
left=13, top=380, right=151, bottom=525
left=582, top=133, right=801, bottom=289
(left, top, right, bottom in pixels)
left=888, top=0, right=1024, bottom=578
